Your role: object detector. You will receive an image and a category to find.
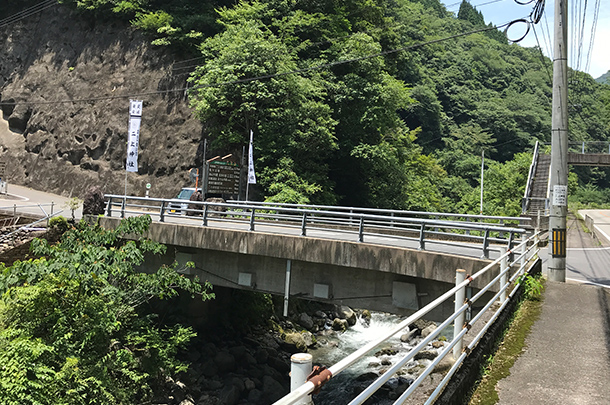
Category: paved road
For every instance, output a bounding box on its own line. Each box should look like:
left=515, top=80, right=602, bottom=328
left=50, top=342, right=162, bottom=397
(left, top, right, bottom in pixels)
left=0, top=184, right=83, bottom=220
left=579, top=209, right=610, bottom=244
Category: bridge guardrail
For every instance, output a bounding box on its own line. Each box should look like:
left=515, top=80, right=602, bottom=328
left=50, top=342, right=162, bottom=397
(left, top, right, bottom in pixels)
left=105, top=195, right=527, bottom=259
left=226, top=199, right=529, bottom=228
left=275, top=231, right=541, bottom=405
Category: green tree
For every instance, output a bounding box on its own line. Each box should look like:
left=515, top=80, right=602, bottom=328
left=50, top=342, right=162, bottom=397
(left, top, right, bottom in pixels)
left=188, top=2, right=337, bottom=203
left=0, top=216, right=213, bottom=404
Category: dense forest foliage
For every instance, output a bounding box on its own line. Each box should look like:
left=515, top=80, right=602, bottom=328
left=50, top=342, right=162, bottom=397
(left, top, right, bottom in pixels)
left=47, top=0, right=610, bottom=213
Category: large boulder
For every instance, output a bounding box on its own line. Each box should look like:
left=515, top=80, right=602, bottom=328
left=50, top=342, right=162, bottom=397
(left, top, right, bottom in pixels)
left=340, top=306, right=357, bottom=326
left=296, top=312, right=314, bottom=330
left=332, top=318, right=349, bottom=332
left=82, top=186, right=105, bottom=215
left=282, top=331, right=315, bottom=352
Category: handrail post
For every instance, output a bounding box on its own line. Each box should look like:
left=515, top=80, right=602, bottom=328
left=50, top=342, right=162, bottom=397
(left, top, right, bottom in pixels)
left=507, top=232, right=514, bottom=262
left=500, top=247, right=508, bottom=303
left=107, top=197, right=113, bottom=216
left=520, top=234, right=526, bottom=270
left=481, top=229, right=490, bottom=259
left=159, top=201, right=166, bottom=222
left=250, top=208, right=256, bottom=231
left=203, top=204, right=209, bottom=226
left=301, top=212, right=307, bottom=236
left=121, top=198, right=126, bottom=219
left=358, top=216, right=364, bottom=242
left=418, top=223, right=426, bottom=250
left=453, top=269, right=467, bottom=359
left=290, top=353, right=314, bottom=405
left=13, top=204, right=16, bottom=217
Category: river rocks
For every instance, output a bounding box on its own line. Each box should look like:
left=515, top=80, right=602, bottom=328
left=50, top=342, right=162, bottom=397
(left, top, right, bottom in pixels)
left=414, top=350, right=438, bottom=361
left=213, top=351, right=236, bottom=373
left=296, top=312, right=314, bottom=330
left=332, top=318, right=349, bottom=331
left=340, top=306, right=357, bottom=326
left=282, top=330, right=316, bottom=352
left=421, top=324, right=438, bottom=338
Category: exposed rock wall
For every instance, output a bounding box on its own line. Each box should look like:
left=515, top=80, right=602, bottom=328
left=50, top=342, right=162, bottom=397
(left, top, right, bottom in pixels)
left=0, top=4, right=205, bottom=198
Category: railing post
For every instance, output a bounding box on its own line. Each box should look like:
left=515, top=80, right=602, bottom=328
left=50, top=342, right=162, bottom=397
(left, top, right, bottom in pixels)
left=107, top=197, right=113, bottom=216
left=250, top=208, right=256, bottom=231
left=160, top=201, right=166, bottom=222
left=520, top=233, right=526, bottom=270
left=418, top=223, right=425, bottom=250
left=481, top=229, right=490, bottom=259
left=202, top=204, right=209, bottom=226
left=465, top=217, right=470, bottom=235
left=13, top=204, right=16, bottom=217
left=121, top=198, right=126, bottom=219
left=507, top=232, right=514, bottom=262
left=290, top=353, right=314, bottom=405
left=500, top=246, right=508, bottom=304
left=51, top=202, right=54, bottom=217
left=582, top=141, right=585, bottom=154
left=358, top=216, right=364, bottom=242
left=301, top=212, right=307, bottom=236
left=284, top=259, right=291, bottom=317
left=453, top=269, right=466, bottom=359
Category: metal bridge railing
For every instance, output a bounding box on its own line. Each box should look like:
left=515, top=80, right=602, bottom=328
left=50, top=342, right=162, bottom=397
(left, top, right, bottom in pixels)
left=276, top=232, right=541, bottom=405
left=104, top=195, right=528, bottom=259
left=0, top=202, right=58, bottom=219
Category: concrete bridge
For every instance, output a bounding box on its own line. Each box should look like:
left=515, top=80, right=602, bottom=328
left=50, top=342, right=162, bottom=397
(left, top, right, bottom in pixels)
left=97, top=196, right=529, bottom=321
left=99, top=216, right=500, bottom=321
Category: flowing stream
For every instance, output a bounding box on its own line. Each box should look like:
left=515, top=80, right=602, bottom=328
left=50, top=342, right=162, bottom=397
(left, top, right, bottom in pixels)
left=308, top=312, right=451, bottom=405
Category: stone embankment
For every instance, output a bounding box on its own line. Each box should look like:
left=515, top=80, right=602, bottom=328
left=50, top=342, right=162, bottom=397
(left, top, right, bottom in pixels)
left=0, top=224, right=49, bottom=265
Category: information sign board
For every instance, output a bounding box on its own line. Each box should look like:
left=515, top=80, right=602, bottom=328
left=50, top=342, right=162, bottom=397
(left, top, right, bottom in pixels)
left=552, top=185, right=567, bottom=206
left=207, top=161, right=240, bottom=195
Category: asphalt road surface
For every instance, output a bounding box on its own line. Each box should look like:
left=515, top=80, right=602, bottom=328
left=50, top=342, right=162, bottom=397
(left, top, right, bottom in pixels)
left=0, top=183, right=83, bottom=220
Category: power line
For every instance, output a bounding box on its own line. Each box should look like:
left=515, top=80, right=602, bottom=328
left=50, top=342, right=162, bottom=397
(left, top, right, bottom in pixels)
left=0, top=0, right=58, bottom=29
left=0, top=21, right=521, bottom=107
left=584, top=0, right=601, bottom=74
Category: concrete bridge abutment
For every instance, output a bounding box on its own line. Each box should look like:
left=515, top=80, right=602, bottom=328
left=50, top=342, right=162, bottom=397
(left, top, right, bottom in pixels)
left=98, top=217, right=499, bottom=321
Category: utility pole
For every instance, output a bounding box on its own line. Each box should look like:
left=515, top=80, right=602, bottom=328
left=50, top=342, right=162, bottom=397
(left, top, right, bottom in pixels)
left=480, top=150, right=484, bottom=215
left=548, top=0, right=569, bottom=282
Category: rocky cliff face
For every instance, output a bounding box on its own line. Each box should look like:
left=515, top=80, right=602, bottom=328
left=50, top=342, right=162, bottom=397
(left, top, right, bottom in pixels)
left=0, top=4, right=206, bottom=198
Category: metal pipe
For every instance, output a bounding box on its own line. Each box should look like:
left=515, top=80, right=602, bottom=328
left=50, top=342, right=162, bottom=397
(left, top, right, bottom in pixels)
left=283, top=260, right=291, bottom=317
left=290, top=354, right=313, bottom=405
left=454, top=269, right=466, bottom=359
left=500, top=247, right=508, bottom=303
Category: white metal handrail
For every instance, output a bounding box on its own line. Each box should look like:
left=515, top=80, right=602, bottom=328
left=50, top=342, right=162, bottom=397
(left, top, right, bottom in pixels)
left=275, top=233, right=540, bottom=405
left=227, top=199, right=528, bottom=225
left=522, top=141, right=540, bottom=214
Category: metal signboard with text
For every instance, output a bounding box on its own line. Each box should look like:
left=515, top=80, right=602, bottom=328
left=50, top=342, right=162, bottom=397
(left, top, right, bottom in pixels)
left=207, top=161, right=240, bottom=195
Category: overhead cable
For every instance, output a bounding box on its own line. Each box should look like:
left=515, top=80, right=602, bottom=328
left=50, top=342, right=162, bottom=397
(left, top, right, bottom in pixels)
left=0, top=0, right=58, bottom=29
left=0, top=20, right=526, bottom=107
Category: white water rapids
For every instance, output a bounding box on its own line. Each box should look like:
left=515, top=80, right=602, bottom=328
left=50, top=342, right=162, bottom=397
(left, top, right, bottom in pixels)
left=308, top=312, right=451, bottom=405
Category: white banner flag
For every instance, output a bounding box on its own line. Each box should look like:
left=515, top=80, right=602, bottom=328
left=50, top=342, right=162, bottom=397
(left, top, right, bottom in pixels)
left=126, top=100, right=142, bottom=172
left=247, top=130, right=256, bottom=184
